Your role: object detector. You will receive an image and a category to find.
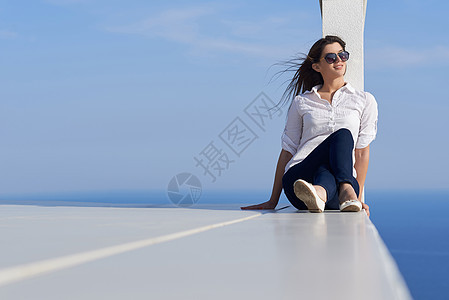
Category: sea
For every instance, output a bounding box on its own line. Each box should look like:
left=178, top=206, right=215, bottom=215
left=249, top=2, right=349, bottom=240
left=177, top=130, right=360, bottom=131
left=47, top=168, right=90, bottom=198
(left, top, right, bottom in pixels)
left=1, top=189, right=448, bottom=300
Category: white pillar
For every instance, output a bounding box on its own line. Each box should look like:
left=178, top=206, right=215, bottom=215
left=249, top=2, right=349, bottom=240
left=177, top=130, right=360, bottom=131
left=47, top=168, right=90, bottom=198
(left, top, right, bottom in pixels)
left=320, top=0, right=368, bottom=202
left=320, top=0, right=367, bottom=90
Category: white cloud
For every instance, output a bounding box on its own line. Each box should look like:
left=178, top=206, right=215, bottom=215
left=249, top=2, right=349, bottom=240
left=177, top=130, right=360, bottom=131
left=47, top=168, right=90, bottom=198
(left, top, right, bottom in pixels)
left=365, top=45, right=449, bottom=69
left=105, top=6, right=315, bottom=59
left=0, top=29, right=17, bottom=39
left=110, top=6, right=213, bottom=43
left=44, top=0, right=88, bottom=4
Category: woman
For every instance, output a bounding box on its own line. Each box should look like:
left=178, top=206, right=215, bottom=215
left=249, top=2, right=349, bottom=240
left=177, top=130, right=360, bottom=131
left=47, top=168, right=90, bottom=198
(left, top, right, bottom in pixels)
left=241, top=35, right=378, bottom=216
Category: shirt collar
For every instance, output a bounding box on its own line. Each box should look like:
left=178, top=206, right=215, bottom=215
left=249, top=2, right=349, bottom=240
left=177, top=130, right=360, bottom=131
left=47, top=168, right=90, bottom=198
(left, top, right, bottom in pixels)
left=343, top=82, right=356, bottom=94
left=304, top=82, right=356, bottom=95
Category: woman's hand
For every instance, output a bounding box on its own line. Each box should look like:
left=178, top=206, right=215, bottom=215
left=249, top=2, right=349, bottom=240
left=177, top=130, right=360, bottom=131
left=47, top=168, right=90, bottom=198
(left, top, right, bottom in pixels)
left=362, top=202, right=370, bottom=217
left=240, top=200, right=277, bottom=210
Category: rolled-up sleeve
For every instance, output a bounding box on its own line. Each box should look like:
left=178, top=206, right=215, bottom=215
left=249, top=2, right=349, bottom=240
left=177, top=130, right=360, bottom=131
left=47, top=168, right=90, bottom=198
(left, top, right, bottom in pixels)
left=356, top=92, right=378, bottom=149
left=281, top=99, right=302, bottom=156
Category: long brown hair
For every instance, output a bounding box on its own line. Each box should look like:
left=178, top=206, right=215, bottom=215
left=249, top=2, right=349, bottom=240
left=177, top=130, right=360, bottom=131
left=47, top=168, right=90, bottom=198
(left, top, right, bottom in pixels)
left=272, top=35, right=346, bottom=110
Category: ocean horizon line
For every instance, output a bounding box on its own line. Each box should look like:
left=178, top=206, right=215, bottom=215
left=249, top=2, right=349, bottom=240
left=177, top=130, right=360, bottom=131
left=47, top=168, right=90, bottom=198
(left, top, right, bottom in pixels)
left=1, top=188, right=448, bottom=207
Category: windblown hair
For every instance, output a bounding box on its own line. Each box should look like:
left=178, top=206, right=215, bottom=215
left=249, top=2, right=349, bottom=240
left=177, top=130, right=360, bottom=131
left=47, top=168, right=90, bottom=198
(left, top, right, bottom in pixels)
left=271, top=35, right=346, bottom=110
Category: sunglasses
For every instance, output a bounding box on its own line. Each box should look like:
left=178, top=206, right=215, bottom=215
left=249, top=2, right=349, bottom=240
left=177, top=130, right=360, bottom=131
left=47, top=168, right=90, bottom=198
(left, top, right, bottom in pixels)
left=320, top=51, right=350, bottom=64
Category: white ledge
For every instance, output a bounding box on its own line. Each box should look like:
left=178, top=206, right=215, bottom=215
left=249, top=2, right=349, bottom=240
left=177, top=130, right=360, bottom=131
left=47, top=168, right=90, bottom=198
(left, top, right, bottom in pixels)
left=0, top=204, right=412, bottom=299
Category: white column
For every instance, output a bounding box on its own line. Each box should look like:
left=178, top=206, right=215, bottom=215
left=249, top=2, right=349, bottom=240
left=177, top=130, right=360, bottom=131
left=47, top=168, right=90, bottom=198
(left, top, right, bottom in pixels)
left=320, top=0, right=367, bottom=90
left=320, top=0, right=368, bottom=202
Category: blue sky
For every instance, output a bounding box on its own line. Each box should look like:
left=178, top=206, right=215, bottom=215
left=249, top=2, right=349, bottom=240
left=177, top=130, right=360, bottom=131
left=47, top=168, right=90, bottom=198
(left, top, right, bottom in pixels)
left=1, top=0, right=448, bottom=198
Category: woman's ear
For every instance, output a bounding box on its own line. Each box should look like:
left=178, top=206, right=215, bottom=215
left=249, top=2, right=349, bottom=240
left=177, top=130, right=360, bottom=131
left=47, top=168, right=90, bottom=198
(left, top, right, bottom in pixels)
left=312, top=63, right=320, bottom=72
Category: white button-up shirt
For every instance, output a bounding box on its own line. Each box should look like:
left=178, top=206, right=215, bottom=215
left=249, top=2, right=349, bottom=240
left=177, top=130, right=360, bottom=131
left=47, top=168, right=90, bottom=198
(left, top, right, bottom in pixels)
left=281, top=83, right=378, bottom=175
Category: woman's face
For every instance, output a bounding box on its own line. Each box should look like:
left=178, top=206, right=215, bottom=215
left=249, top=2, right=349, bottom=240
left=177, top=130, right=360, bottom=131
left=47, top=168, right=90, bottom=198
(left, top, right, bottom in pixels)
left=312, top=42, right=346, bottom=79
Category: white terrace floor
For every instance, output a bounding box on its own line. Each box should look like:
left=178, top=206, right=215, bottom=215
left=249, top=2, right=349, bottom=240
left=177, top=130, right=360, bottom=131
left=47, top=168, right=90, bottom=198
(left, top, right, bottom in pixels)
left=0, top=204, right=412, bottom=300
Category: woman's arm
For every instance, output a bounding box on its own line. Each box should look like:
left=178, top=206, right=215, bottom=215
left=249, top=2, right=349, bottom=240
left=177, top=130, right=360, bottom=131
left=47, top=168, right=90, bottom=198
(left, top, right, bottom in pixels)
left=354, top=145, right=370, bottom=216
left=241, top=100, right=299, bottom=210
left=269, top=149, right=293, bottom=204
left=241, top=149, right=293, bottom=210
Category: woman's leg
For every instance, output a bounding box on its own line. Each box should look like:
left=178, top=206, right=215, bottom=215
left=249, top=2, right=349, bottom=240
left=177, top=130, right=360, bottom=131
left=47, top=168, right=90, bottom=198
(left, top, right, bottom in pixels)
left=313, top=165, right=339, bottom=210
left=282, top=164, right=312, bottom=210
left=282, top=128, right=359, bottom=209
left=328, top=129, right=360, bottom=196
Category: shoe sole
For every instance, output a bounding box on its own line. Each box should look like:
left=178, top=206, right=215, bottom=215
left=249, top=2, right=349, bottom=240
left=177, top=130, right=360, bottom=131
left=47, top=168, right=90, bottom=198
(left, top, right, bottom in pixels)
left=340, top=200, right=362, bottom=212
left=293, top=180, right=324, bottom=213
left=340, top=205, right=361, bottom=212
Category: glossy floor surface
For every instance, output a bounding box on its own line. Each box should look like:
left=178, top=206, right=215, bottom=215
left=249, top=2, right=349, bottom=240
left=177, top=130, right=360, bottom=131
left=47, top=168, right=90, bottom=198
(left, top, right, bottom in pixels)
left=0, top=204, right=411, bottom=299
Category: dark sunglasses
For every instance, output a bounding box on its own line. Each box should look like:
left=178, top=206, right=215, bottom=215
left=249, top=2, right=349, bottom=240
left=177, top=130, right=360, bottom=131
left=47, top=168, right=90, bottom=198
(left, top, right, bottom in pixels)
left=320, top=51, right=350, bottom=64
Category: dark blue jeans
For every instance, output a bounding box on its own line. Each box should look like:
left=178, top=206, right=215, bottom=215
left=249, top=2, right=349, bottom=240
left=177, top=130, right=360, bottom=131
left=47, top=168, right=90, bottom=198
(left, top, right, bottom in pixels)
left=282, top=128, right=359, bottom=210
